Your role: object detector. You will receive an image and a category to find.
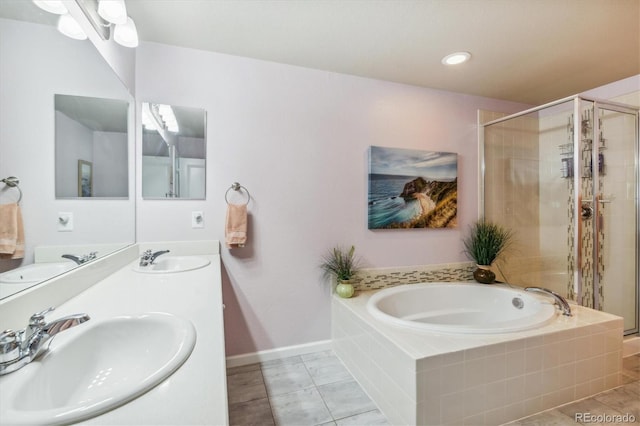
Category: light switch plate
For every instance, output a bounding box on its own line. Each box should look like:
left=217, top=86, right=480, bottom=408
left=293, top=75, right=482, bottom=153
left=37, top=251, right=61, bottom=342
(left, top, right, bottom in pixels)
left=192, top=211, right=204, bottom=228
left=58, top=212, right=73, bottom=232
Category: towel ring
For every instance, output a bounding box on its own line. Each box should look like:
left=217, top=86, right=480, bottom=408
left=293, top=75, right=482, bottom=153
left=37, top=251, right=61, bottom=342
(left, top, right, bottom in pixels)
left=1, top=176, right=22, bottom=204
left=225, top=182, right=251, bottom=206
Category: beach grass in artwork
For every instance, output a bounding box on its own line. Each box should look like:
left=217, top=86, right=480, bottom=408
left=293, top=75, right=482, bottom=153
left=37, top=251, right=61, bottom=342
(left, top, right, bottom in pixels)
left=368, top=146, right=457, bottom=229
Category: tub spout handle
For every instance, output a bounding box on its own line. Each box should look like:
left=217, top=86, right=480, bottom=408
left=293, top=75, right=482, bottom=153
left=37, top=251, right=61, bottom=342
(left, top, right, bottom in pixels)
left=525, top=287, right=572, bottom=316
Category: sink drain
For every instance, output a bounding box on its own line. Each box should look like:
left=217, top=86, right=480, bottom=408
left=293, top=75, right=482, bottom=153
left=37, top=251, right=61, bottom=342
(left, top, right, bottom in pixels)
left=512, top=297, right=524, bottom=309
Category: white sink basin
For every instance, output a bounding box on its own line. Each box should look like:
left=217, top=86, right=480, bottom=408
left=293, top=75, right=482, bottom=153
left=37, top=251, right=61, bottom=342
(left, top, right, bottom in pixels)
left=0, top=312, right=196, bottom=425
left=0, top=262, right=76, bottom=284
left=132, top=256, right=210, bottom=273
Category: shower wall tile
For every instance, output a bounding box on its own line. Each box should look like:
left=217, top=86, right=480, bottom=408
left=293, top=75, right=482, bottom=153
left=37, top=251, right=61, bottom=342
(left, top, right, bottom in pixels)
left=483, top=111, right=541, bottom=289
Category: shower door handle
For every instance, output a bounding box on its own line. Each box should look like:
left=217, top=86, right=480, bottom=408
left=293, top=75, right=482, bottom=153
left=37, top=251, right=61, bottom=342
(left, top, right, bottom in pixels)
left=582, top=198, right=611, bottom=204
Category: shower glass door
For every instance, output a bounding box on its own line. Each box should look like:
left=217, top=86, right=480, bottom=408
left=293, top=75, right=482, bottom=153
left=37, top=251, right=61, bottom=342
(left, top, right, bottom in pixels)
left=482, top=96, right=639, bottom=335
left=585, top=101, right=639, bottom=333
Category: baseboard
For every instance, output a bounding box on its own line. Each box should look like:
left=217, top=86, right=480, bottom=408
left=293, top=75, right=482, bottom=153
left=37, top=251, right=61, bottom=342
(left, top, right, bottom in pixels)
left=623, top=335, right=640, bottom=357
left=225, top=339, right=333, bottom=368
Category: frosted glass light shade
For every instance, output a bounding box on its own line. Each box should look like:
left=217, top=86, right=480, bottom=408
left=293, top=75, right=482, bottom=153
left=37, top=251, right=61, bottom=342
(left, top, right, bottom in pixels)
left=33, top=0, right=68, bottom=15
left=114, top=17, right=139, bottom=48
left=97, top=0, right=128, bottom=25
left=57, top=14, right=87, bottom=40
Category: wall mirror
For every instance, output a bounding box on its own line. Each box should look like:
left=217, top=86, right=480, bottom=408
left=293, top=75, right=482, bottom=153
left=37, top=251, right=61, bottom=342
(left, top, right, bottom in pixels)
left=55, top=94, right=129, bottom=198
left=0, top=3, right=135, bottom=299
left=141, top=103, right=206, bottom=199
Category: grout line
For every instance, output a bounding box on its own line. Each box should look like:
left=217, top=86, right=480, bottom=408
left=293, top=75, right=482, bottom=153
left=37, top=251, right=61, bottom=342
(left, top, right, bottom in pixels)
left=258, top=366, right=277, bottom=426
left=300, top=356, right=336, bottom=422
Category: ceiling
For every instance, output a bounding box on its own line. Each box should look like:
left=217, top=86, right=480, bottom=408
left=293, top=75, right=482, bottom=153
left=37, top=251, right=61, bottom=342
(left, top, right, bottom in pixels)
left=2, top=1, right=638, bottom=106
left=125, top=0, right=640, bottom=105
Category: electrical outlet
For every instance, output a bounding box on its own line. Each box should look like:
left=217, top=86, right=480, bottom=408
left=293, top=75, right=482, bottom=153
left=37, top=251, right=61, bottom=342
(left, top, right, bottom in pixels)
left=58, top=212, right=73, bottom=232
left=192, top=211, right=204, bottom=228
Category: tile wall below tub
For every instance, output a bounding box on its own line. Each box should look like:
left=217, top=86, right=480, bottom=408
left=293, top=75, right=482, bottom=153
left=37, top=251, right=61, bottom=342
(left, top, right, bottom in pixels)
left=332, top=298, right=624, bottom=425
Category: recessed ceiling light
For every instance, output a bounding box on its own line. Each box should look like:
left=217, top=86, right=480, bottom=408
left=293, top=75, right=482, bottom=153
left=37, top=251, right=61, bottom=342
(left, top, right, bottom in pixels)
left=441, top=52, right=471, bottom=65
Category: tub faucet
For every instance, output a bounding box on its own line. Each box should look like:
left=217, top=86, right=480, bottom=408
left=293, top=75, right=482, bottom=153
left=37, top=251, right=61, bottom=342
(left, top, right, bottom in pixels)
left=525, top=287, right=572, bottom=316
left=61, top=251, right=97, bottom=265
left=0, top=307, right=90, bottom=375
left=139, top=249, right=170, bottom=267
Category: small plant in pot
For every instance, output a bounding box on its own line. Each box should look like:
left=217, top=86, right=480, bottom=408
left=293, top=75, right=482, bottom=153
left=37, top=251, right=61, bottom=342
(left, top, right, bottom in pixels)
left=320, top=245, right=361, bottom=298
left=463, top=219, right=513, bottom=284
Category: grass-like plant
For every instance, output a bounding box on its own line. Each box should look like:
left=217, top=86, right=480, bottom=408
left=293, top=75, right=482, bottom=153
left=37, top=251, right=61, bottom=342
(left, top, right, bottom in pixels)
left=463, top=220, right=513, bottom=266
left=320, top=245, right=360, bottom=282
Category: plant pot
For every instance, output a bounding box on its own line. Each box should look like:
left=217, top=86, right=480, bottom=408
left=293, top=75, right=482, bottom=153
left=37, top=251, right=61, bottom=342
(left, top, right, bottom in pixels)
left=336, top=280, right=355, bottom=298
left=473, top=264, right=495, bottom=284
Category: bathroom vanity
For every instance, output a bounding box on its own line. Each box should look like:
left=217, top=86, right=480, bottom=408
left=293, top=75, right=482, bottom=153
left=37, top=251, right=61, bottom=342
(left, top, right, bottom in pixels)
left=0, top=241, right=227, bottom=425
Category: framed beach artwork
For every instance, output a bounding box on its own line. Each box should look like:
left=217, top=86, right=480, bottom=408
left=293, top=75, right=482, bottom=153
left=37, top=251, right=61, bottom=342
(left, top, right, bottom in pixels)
left=78, top=159, right=93, bottom=197
left=367, top=146, right=458, bottom=229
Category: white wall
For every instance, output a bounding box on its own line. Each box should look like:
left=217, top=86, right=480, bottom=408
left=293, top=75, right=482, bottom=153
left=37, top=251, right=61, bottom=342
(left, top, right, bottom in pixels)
left=135, top=42, right=530, bottom=356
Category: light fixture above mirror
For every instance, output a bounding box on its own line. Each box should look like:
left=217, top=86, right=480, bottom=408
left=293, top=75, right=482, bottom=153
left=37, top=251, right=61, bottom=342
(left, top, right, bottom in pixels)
left=32, top=0, right=138, bottom=48
left=97, top=0, right=127, bottom=24
left=57, top=10, right=87, bottom=40
left=33, top=0, right=68, bottom=15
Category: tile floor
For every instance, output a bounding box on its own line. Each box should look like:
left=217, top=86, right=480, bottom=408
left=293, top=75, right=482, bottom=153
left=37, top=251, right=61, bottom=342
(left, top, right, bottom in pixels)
left=507, top=353, right=640, bottom=426
left=227, top=352, right=640, bottom=425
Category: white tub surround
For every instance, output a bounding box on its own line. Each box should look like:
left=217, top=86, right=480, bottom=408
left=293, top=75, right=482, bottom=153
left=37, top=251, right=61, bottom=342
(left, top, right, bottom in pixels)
left=0, top=241, right=227, bottom=425
left=333, top=284, right=623, bottom=426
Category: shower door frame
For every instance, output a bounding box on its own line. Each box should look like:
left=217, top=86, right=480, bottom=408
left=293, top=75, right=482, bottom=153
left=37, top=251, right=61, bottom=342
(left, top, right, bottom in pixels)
left=480, top=95, right=640, bottom=334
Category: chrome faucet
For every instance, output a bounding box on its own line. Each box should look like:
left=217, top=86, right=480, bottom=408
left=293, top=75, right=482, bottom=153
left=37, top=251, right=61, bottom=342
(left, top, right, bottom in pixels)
left=61, top=251, right=97, bottom=265
left=139, top=249, right=170, bottom=267
left=0, top=307, right=90, bottom=375
left=525, top=287, right=572, bottom=316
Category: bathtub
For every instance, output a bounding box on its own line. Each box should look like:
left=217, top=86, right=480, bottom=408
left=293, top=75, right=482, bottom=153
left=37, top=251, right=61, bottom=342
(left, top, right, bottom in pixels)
left=366, top=282, right=557, bottom=333
left=334, top=280, right=623, bottom=425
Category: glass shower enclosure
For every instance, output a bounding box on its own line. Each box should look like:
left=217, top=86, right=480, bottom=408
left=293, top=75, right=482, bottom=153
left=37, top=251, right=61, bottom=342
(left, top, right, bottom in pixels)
left=482, top=96, right=639, bottom=334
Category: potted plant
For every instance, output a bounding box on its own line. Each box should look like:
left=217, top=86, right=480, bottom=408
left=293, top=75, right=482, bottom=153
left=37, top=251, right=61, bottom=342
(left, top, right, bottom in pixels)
left=320, top=245, right=361, bottom=298
left=462, top=219, right=513, bottom=284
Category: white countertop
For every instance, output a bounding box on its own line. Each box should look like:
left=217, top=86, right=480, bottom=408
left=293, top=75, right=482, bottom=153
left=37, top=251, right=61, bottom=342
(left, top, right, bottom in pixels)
left=0, top=242, right=228, bottom=426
